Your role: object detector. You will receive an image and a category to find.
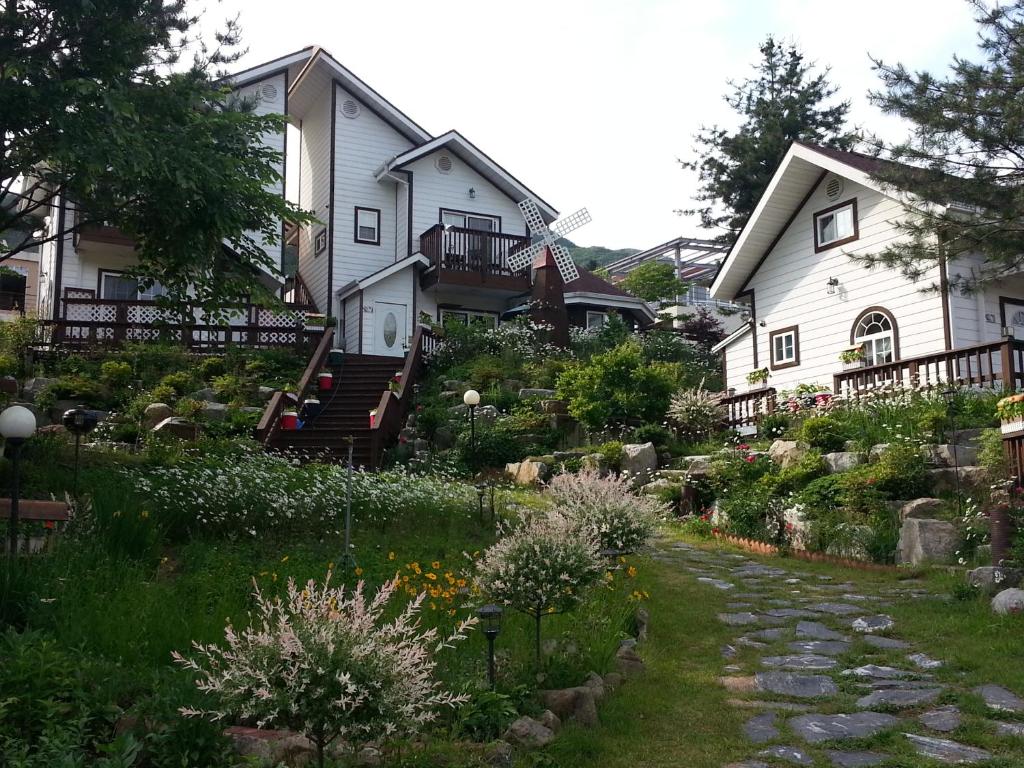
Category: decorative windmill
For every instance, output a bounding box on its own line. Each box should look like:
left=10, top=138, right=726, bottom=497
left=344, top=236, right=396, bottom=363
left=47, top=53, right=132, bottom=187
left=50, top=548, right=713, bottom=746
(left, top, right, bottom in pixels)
left=509, top=199, right=591, bottom=346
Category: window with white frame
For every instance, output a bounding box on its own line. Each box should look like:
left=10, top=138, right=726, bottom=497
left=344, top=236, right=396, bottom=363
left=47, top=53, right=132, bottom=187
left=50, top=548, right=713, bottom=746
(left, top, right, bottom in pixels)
left=440, top=309, right=497, bottom=329
left=813, top=199, right=858, bottom=251
left=586, top=311, right=608, bottom=330
left=354, top=207, right=380, bottom=245
left=769, top=325, right=799, bottom=369
left=853, top=310, right=896, bottom=365
left=100, top=271, right=165, bottom=301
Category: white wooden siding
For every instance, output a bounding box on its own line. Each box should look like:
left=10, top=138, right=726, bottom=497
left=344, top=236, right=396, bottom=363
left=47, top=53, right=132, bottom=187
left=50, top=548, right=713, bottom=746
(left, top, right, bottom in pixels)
left=736, top=178, right=946, bottom=392
left=296, top=81, right=332, bottom=313
left=359, top=270, right=415, bottom=354
left=725, top=329, right=755, bottom=392
left=396, top=180, right=409, bottom=261
left=343, top=293, right=361, bottom=352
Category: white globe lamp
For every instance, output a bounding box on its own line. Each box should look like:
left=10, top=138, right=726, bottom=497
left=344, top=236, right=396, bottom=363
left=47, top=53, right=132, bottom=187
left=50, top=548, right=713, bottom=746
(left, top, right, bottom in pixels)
left=463, top=389, right=480, bottom=452
left=1, top=405, right=36, bottom=557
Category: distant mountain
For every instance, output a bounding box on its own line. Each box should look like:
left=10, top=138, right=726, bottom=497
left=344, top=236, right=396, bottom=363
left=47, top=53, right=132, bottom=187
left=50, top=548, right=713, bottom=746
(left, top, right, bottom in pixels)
left=559, top=238, right=639, bottom=270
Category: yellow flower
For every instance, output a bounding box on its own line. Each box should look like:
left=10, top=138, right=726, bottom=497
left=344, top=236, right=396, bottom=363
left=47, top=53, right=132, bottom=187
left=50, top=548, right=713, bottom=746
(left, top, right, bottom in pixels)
left=272, top=572, right=278, bottom=582
left=354, top=567, right=363, bottom=576
left=388, top=551, right=396, bottom=561
left=448, top=608, right=456, bottom=617
left=627, top=566, right=638, bottom=578
left=140, top=510, right=149, bottom=519
left=402, top=575, right=409, bottom=583
left=618, top=556, right=626, bottom=564
left=426, top=572, right=437, bottom=581
left=431, top=561, right=441, bottom=570
left=430, top=601, right=437, bottom=610
left=281, top=555, right=289, bottom=563
left=327, top=562, right=334, bottom=571
left=258, top=570, right=268, bottom=577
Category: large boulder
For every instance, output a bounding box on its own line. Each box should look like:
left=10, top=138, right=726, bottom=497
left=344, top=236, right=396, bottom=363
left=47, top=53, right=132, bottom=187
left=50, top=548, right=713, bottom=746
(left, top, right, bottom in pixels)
left=142, top=402, right=173, bottom=430
left=257, top=386, right=275, bottom=402
left=540, top=399, right=568, bottom=414
left=502, top=716, right=555, bottom=749
left=823, top=452, right=866, bottom=474
left=929, top=466, right=987, bottom=493
left=768, top=440, right=809, bottom=469
left=22, top=377, right=55, bottom=402
left=869, top=444, right=890, bottom=461
left=921, top=444, right=979, bottom=468
left=152, top=417, right=200, bottom=441
left=620, top=442, right=657, bottom=479
left=518, top=388, right=556, bottom=400
left=192, top=387, right=218, bottom=402
left=539, top=687, right=599, bottom=728
left=505, top=460, right=548, bottom=486
left=475, top=405, right=500, bottom=425
left=900, top=498, right=945, bottom=520
left=615, top=643, right=646, bottom=677
left=201, top=401, right=229, bottom=422
left=898, top=518, right=957, bottom=565
left=992, top=588, right=1024, bottom=615
left=434, top=426, right=455, bottom=450
left=581, top=453, right=607, bottom=474
left=968, top=567, right=1024, bottom=594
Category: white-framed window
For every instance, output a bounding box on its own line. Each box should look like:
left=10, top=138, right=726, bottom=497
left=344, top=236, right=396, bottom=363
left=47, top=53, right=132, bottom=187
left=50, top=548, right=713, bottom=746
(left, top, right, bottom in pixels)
left=813, top=199, right=858, bottom=251
left=99, top=270, right=165, bottom=301
left=354, top=207, right=380, bottom=245
left=440, top=210, right=499, bottom=232
left=586, top=311, right=608, bottom=330
left=769, top=326, right=799, bottom=370
left=440, top=309, right=497, bottom=329
left=853, top=310, right=896, bottom=366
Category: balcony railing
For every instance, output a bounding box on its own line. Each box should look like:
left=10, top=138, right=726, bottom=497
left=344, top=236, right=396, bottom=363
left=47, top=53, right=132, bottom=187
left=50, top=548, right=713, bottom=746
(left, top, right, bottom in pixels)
left=419, top=225, right=530, bottom=287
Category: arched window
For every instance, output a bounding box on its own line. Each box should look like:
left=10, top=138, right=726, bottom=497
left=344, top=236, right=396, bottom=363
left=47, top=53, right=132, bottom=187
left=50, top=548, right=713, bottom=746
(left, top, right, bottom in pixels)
left=852, top=307, right=898, bottom=366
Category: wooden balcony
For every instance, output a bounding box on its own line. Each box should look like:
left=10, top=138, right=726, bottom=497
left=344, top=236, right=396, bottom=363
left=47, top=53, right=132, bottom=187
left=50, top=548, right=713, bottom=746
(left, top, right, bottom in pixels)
left=418, top=224, right=531, bottom=292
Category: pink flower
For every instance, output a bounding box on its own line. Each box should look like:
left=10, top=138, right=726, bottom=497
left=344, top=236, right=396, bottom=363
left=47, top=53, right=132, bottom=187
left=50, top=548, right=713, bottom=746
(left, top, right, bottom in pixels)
left=744, top=455, right=755, bottom=463
left=737, top=443, right=750, bottom=451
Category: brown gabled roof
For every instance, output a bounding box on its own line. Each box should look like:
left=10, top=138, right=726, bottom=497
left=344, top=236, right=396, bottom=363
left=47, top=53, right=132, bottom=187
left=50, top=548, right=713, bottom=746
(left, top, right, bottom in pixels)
left=564, top=268, right=635, bottom=298
left=794, top=141, right=912, bottom=177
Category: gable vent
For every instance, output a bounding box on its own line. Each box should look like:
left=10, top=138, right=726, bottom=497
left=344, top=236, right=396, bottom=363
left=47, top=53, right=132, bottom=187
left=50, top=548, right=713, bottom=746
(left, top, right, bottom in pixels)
left=259, top=83, right=278, bottom=102
left=340, top=99, right=361, bottom=119
left=825, top=176, right=844, bottom=201
left=435, top=155, right=453, bottom=174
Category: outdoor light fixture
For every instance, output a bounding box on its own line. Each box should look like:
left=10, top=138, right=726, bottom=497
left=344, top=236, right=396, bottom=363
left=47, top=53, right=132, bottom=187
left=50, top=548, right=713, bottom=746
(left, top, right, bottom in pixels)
left=475, top=483, right=486, bottom=524
left=477, top=603, right=503, bottom=690
left=463, top=389, right=480, bottom=452
left=468, top=187, right=476, bottom=199
left=1002, top=326, right=1016, bottom=339
left=0, top=405, right=37, bottom=556
left=62, top=408, right=99, bottom=496
left=826, top=276, right=840, bottom=295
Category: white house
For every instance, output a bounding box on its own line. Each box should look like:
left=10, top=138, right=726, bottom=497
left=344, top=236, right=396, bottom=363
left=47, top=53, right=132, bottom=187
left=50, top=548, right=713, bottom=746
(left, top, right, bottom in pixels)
left=31, top=45, right=651, bottom=353
left=710, top=141, right=1024, bottom=396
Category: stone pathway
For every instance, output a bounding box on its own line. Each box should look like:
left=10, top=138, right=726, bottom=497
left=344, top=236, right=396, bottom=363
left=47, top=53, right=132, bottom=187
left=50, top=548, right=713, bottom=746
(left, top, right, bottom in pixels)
left=656, top=542, right=1024, bottom=766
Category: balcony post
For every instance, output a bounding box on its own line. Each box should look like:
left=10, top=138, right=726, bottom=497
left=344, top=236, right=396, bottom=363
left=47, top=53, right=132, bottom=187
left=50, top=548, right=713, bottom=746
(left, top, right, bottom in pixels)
left=1000, top=339, right=1015, bottom=391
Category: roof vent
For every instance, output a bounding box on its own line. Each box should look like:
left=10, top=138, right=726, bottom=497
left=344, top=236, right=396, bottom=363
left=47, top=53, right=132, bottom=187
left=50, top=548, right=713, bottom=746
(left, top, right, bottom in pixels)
left=435, top=155, right=453, bottom=174
left=259, top=83, right=278, bottom=102
left=825, top=176, right=844, bottom=201
left=340, top=99, right=361, bottom=119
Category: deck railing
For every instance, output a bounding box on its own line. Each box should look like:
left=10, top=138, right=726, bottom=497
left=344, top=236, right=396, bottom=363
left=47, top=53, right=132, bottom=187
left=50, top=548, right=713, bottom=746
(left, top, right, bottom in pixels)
left=255, top=327, right=336, bottom=446
left=720, top=387, right=777, bottom=428
left=368, top=325, right=438, bottom=468
left=419, top=225, right=530, bottom=278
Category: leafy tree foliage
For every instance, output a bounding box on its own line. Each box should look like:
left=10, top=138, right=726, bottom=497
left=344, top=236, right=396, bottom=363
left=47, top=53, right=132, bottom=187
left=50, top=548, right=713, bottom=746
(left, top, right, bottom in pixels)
left=681, top=37, right=854, bottom=244
left=620, top=260, right=687, bottom=302
left=0, top=1, right=313, bottom=310
left=864, top=0, right=1024, bottom=289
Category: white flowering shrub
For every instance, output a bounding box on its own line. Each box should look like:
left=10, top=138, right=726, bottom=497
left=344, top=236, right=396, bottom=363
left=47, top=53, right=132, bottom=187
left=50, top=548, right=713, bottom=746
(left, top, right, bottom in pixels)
left=132, top=449, right=473, bottom=537
left=174, top=573, right=475, bottom=768
left=475, top=511, right=602, bottom=661
left=667, top=381, right=724, bottom=442
left=547, top=468, right=667, bottom=553
left=427, top=317, right=560, bottom=370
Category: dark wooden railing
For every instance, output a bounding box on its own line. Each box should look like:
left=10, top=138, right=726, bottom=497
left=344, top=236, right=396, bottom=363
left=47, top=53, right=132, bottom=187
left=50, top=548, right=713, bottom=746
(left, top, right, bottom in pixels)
left=833, top=339, right=1024, bottom=395
left=256, top=327, right=336, bottom=446
left=369, top=325, right=438, bottom=468
left=721, top=387, right=777, bottom=428
left=419, top=225, right=530, bottom=278
left=283, top=273, right=318, bottom=312
left=49, top=297, right=321, bottom=351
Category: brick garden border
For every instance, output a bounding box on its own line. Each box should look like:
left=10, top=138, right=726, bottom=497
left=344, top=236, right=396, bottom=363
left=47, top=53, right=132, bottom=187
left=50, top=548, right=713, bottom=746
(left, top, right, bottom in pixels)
left=712, top=532, right=899, bottom=573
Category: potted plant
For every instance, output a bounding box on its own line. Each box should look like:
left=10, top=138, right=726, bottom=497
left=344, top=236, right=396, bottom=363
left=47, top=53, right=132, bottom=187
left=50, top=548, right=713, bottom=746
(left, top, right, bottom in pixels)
left=304, top=313, right=329, bottom=330
left=997, top=394, right=1024, bottom=434
left=839, top=346, right=866, bottom=370
left=746, top=368, right=769, bottom=390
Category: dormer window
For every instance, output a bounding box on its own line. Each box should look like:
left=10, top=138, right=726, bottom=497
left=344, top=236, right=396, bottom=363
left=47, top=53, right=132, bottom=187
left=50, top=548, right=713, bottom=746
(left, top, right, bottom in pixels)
left=813, top=198, right=858, bottom=252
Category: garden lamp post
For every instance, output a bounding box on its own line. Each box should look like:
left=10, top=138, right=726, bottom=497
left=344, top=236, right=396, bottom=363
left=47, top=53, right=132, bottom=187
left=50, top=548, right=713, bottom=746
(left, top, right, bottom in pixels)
left=475, top=483, right=486, bottom=524
left=463, top=389, right=480, bottom=452
left=62, top=408, right=98, bottom=496
left=941, top=389, right=963, bottom=519
left=477, top=603, right=503, bottom=690
left=341, top=435, right=357, bottom=569
left=1, top=405, right=36, bottom=557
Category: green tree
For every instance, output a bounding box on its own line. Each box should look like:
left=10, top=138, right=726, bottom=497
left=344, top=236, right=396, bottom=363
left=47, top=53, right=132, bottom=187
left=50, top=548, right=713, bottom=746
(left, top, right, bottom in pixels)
left=620, top=261, right=687, bottom=302
left=863, top=0, right=1024, bottom=289
left=681, top=37, right=854, bottom=244
left=0, top=1, right=313, bottom=311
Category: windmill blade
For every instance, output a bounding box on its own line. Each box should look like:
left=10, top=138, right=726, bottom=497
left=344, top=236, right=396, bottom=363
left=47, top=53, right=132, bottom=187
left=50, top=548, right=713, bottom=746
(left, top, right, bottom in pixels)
left=550, top=243, right=580, bottom=284
left=551, top=208, right=592, bottom=238
left=517, top=198, right=549, bottom=237
left=507, top=241, right=542, bottom=272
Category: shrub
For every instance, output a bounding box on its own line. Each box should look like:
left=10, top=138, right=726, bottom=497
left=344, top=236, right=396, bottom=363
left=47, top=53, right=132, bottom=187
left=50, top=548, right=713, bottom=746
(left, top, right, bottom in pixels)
left=455, top=422, right=523, bottom=472
left=667, top=382, right=724, bottom=442
left=175, top=574, right=474, bottom=768
left=863, top=442, right=930, bottom=500
left=99, top=360, right=133, bottom=390
left=798, top=415, right=848, bottom=453
left=595, top=441, right=624, bottom=473
left=758, top=412, right=791, bottom=440
left=0, top=353, right=17, bottom=377
left=475, top=511, right=602, bottom=663
left=631, top=422, right=671, bottom=447
left=467, top=355, right=506, bottom=391
left=175, top=397, right=204, bottom=419
left=764, top=450, right=827, bottom=496
left=455, top=690, right=520, bottom=742
left=148, top=384, right=177, bottom=405
left=978, top=428, right=1009, bottom=481
left=159, top=371, right=195, bottom=396
left=196, top=356, right=227, bottom=380
left=548, top=468, right=667, bottom=553
left=211, top=373, right=253, bottom=404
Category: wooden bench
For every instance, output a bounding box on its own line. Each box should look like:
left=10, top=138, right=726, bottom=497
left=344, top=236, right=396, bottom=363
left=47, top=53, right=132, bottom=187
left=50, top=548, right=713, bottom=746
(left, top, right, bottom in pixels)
left=0, top=499, right=71, bottom=553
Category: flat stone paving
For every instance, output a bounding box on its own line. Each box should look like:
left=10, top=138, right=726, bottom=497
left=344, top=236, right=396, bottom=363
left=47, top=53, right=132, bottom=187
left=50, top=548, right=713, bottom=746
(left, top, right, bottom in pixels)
left=660, top=541, right=1020, bottom=766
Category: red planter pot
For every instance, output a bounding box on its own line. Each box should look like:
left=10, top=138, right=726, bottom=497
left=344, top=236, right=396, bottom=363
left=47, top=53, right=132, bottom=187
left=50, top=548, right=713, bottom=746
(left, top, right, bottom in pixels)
left=280, top=411, right=299, bottom=430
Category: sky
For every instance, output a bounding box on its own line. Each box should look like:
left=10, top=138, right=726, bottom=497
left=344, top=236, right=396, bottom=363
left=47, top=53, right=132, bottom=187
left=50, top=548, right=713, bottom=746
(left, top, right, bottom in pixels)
left=203, top=0, right=981, bottom=250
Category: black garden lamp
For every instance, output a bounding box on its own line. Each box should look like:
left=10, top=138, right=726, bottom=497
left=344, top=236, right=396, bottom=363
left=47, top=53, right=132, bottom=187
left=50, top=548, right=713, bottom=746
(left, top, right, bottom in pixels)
left=477, top=603, right=503, bottom=690
left=1, top=405, right=37, bottom=556
left=463, top=389, right=480, bottom=452
left=475, top=483, right=486, bottom=523
left=941, top=389, right=963, bottom=520
left=62, top=408, right=99, bottom=496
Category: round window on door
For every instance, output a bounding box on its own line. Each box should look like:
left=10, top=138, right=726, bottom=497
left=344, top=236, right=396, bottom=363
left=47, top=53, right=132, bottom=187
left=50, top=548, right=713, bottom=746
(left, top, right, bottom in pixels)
left=383, top=311, right=398, bottom=348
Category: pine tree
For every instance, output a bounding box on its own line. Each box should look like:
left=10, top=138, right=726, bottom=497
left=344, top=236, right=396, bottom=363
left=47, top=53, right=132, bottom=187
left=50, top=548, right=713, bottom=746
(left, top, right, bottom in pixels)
left=864, top=0, right=1024, bottom=289
left=681, top=37, right=854, bottom=244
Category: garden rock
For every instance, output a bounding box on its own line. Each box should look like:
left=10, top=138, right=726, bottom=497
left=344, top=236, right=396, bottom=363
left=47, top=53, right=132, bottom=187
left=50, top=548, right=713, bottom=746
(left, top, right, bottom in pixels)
left=581, top=453, right=607, bottom=474
left=991, top=588, right=1024, bottom=616
left=226, top=727, right=315, bottom=767
left=192, top=387, right=217, bottom=402
left=856, top=688, right=943, bottom=709
left=540, top=399, right=568, bottom=414
left=768, top=440, right=809, bottom=469
left=755, top=672, right=838, bottom=699
left=0, top=375, right=16, bottom=394
left=615, top=644, right=646, bottom=677
left=968, top=567, right=1024, bottom=593
left=602, top=671, right=624, bottom=691
left=442, top=380, right=467, bottom=393
left=869, top=444, right=889, bottom=461
left=584, top=672, right=605, bottom=700
left=921, top=443, right=978, bottom=468
left=900, top=498, right=944, bottom=520
left=903, top=734, right=991, bottom=764
left=538, top=709, right=561, bottom=733
left=642, top=478, right=675, bottom=496
left=788, top=712, right=898, bottom=743
left=142, top=403, right=173, bottom=430
left=539, top=687, right=599, bottom=727
left=898, top=518, right=956, bottom=565
left=743, top=712, right=780, bottom=744
left=201, top=401, right=229, bottom=421
left=929, top=466, right=987, bottom=492
left=476, top=405, right=500, bottom=424
left=919, top=706, right=961, bottom=732
left=974, top=684, right=1024, bottom=712
left=257, top=386, right=275, bottom=401
left=22, top=377, right=55, bottom=401
left=504, top=460, right=547, bottom=486
left=757, top=745, right=814, bottom=765
left=823, top=452, right=866, bottom=474
left=518, top=388, right=555, bottom=399
left=485, top=740, right=513, bottom=766
left=851, top=615, right=894, bottom=633
left=434, top=426, right=455, bottom=450
left=825, top=751, right=888, bottom=767
left=620, top=442, right=657, bottom=479
left=503, top=716, right=555, bottom=749
left=152, top=416, right=200, bottom=441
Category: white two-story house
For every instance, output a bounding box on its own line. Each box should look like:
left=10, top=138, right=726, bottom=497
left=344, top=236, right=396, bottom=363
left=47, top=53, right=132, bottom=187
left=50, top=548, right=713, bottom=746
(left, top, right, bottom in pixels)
left=711, top=141, right=1024, bottom=401
left=32, top=45, right=651, bottom=354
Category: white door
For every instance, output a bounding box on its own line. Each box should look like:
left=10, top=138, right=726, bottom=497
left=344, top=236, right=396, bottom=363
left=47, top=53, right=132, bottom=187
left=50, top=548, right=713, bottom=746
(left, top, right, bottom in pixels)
left=374, top=301, right=407, bottom=357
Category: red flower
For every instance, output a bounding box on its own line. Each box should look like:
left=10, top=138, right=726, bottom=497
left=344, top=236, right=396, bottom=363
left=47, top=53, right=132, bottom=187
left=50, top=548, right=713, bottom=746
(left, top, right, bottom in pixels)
left=744, top=455, right=755, bottom=463
left=711, top=527, right=721, bottom=535
left=737, top=443, right=750, bottom=451
left=866, top=477, right=875, bottom=485
left=44, top=520, right=55, bottom=530
left=399, top=436, right=408, bottom=444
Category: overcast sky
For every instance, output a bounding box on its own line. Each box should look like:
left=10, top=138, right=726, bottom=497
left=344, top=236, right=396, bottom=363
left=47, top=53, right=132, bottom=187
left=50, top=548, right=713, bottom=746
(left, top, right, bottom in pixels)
left=206, top=0, right=981, bottom=250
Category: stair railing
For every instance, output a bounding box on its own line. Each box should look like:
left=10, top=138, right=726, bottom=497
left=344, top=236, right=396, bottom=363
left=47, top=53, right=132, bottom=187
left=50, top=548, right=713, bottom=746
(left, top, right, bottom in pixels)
left=368, top=325, right=437, bottom=468
left=256, top=327, right=335, bottom=446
